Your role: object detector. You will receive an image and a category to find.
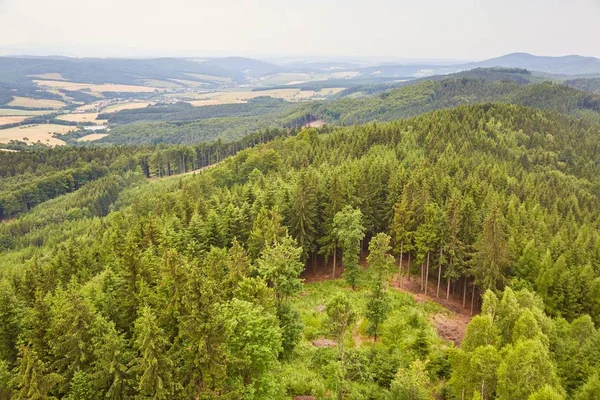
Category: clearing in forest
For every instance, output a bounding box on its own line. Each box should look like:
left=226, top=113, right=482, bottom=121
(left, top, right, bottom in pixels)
left=77, top=133, right=109, bottom=142
left=302, top=254, right=473, bottom=344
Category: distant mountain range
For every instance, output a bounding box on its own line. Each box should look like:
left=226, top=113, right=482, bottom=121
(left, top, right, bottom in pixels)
left=1, top=53, right=600, bottom=94
left=462, top=53, right=600, bottom=76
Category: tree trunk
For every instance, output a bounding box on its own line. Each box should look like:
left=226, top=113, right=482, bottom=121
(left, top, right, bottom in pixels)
left=398, top=241, right=404, bottom=287
left=463, top=277, right=467, bottom=308
left=420, top=262, right=424, bottom=291
left=425, top=252, right=430, bottom=296
left=446, top=256, right=453, bottom=300
left=470, top=284, right=476, bottom=315
left=436, top=247, right=443, bottom=298
left=407, top=252, right=411, bottom=281
left=313, top=252, right=317, bottom=274
left=332, top=245, right=337, bottom=279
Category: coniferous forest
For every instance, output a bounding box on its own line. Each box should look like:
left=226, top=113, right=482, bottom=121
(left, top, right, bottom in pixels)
left=1, top=100, right=600, bottom=399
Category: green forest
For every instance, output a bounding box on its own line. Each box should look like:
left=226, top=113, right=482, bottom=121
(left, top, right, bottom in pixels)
left=91, top=72, right=600, bottom=146
left=1, top=100, right=600, bottom=399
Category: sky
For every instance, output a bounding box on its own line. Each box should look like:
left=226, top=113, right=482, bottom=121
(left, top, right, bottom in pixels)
left=0, top=0, right=599, bottom=61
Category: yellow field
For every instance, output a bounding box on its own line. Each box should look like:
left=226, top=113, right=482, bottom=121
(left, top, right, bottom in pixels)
left=0, top=116, right=28, bottom=125
left=0, top=124, right=76, bottom=146
left=8, top=96, right=66, bottom=109
left=77, top=133, right=109, bottom=142
left=101, top=102, right=152, bottom=113
left=34, top=80, right=159, bottom=93
left=188, top=87, right=344, bottom=106
left=28, top=73, right=66, bottom=80
left=56, top=113, right=100, bottom=123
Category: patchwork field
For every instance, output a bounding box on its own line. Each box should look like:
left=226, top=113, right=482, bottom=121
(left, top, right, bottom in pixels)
left=77, top=133, right=109, bottom=142
left=0, top=124, right=76, bottom=146
left=101, top=102, right=152, bottom=113
left=258, top=72, right=360, bottom=85
left=0, top=116, right=28, bottom=125
left=7, top=96, right=66, bottom=109
left=56, top=113, right=101, bottom=123
left=188, top=87, right=344, bottom=106
left=34, top=80, right=159, bottom=93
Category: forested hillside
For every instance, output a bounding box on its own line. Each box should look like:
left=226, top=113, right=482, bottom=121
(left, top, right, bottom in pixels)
left=566, top=77, right=600, bottom=94
left=1, top=103, right=600, bottom=399
left=98, top=76, right=600, bottom=145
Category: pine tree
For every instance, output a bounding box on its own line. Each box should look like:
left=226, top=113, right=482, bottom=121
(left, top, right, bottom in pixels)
left=390, top=190, right=414, bottom=285
left=326, top=293, right=356, bottom=400
left=289, top=169, right=319, bottom=263
left=13, top=345, right=62, bottom=400
left=365, top=233, right=394, bottom=340
left=472, top=201, right=510, bottom=293
left=130, top=307, right=173, bottom=400
left=334, top=206, right=366, bottom=290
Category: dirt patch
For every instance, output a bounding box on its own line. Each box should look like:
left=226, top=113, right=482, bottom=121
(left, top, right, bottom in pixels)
left=311, top=339, right=337, bottom=348
left=430, top=313, right=469, bottom=345
left=393, top=266, right=473, bottom=344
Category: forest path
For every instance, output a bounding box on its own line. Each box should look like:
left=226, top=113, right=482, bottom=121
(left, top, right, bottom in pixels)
left=301, top=253, right=474, bottom=344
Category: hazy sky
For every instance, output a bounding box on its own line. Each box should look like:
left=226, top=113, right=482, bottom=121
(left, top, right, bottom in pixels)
left=0, top=0, right=599, bottom=60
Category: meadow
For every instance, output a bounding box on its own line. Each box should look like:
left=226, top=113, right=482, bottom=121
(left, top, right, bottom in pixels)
left=33, top=79, right=160, bottom=93
left=77, top=133, right=109, bottom=142
left=101, top=102, right=153, bottom=113
left=7, top=96, right=66, bottom=109
left=188, top=87, right=344, bottom=106
left=0, top=123, right=75, bottom=146
left=56, top=112, right=104, bottom=124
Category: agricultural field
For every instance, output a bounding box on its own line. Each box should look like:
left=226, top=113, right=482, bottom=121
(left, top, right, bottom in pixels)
left=170, top=79, right=209, bottom=87
left=56, top=113, right=103, bottom=124
left=258, top=71, right=360, bottom=85
left=142, top=79, right=183, bottom=89
left=185, top=73, right=233, bottom=82
left=0, top=116, right=28, bottom=125
left=27, top=72, right=66, bottom=80
left=101, top=102, right=152, bottom=113
left=33, top=79, right=160, bottom=93
left=0, top=108, right=51, bottom=116
left=77, top=133, right=109, bottom=142
left=7, top=96, right=66, bottom=109
left=188, top=87, right=344, bottom=106
left=0, top=124, right=76, bottom=146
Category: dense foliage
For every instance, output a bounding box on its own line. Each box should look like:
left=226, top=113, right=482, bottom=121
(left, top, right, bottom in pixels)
left=99, top=76, right=600, bottom=145
left=1, top=102, right=600, bottom=398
